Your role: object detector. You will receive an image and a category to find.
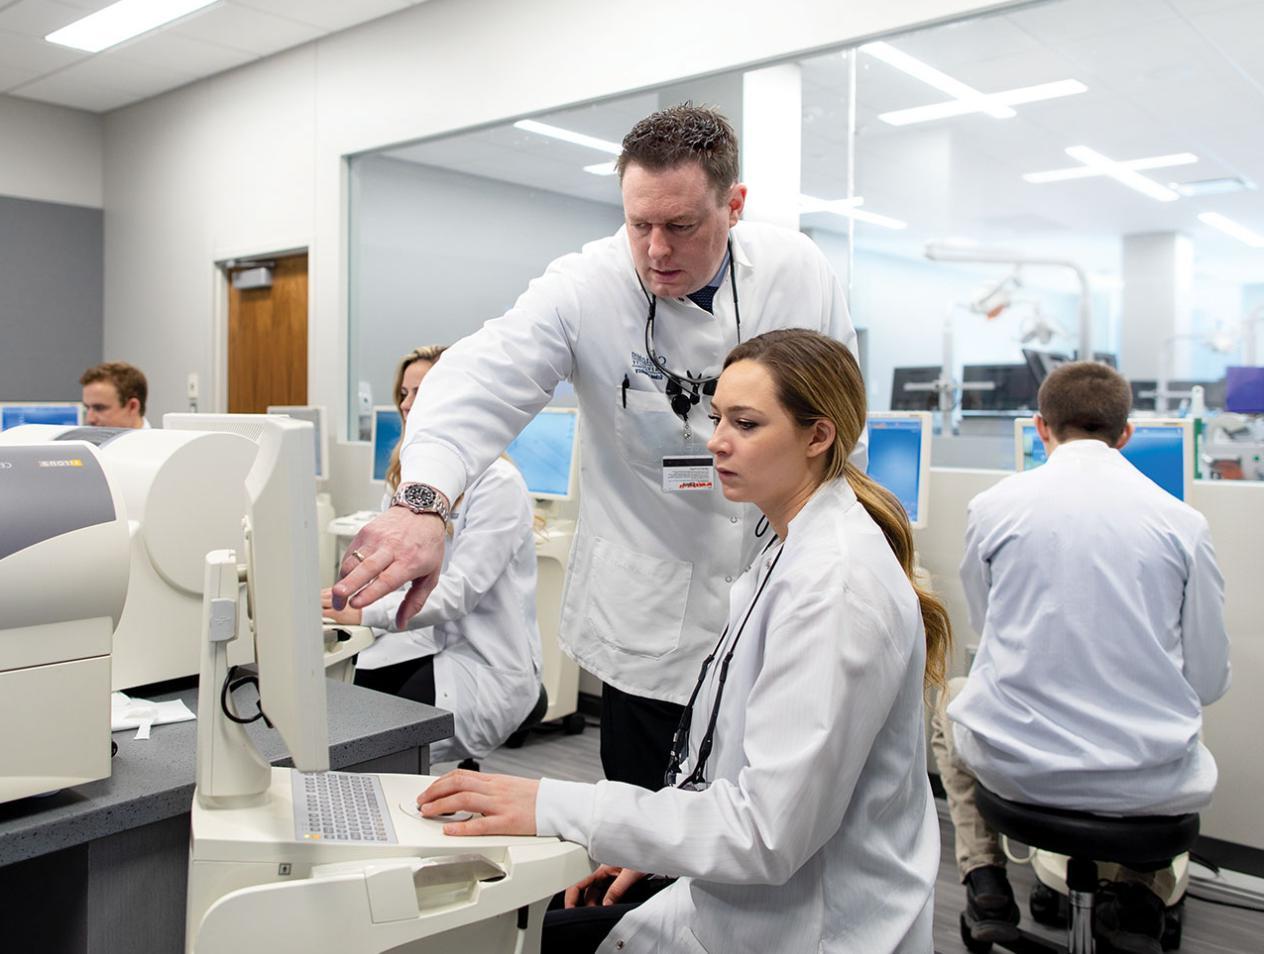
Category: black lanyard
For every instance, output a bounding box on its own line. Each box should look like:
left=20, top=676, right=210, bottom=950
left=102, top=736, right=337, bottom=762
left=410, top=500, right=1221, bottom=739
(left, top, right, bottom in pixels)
left=663, top=541, right=783, bottom=790
left=639, top=239, right=742, bottom=425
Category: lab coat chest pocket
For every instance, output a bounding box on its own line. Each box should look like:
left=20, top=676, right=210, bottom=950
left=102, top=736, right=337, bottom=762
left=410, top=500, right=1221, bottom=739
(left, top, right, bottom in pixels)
left=676, top=924, right=710, bottom=953
left=585, top=534, right=691, bottom=659
left=616, top=385, right=678, bottom=479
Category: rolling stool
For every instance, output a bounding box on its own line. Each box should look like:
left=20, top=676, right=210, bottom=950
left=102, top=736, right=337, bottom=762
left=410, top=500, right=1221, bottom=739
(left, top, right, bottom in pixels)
left=964, top=784, right=1199, bottom=954
left=458, top=686, right=551, bottom=771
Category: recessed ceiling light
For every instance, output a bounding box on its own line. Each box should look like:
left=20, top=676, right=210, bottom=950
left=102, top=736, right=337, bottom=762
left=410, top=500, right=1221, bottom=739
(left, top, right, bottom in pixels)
left=1060, top=146, right=1180, bottom=202
left=1171, top=177, right=1256, bottom=198
left=513, top=120, right=622, bottom=155
left=1024, top=152, right=1197, bottom=184
left=861, top=42, right=1086, bottom=126
left=1198, top=212, right=1264, bottom=248
left=45, top=0, right=219, bottom=53
left=583, top=162, right=617, bottom=176
left=800, top=194, right=907, bottom=230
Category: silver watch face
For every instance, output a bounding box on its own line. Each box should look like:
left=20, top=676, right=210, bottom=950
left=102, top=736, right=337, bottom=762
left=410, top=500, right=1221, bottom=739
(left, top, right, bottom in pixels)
left=398, top=483, right=442, bottom=515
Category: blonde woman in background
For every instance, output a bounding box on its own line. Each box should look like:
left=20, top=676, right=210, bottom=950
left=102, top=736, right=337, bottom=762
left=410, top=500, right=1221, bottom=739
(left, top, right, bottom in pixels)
left=416, top=329, right=951, bottom=954
left=323, top=346, right=543, bottom=765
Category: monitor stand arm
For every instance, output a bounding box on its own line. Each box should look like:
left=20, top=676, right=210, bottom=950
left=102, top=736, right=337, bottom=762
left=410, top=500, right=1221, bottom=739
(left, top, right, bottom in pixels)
left=194, top=548, right=270, bottom=808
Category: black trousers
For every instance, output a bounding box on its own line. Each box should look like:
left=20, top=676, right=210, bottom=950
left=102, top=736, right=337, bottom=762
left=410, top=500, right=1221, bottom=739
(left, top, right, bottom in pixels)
left=353, top=654, right=436, bottom=706
left=541, top=875, right=676, bottom=953
left=599, top=682, right=685, bottom=790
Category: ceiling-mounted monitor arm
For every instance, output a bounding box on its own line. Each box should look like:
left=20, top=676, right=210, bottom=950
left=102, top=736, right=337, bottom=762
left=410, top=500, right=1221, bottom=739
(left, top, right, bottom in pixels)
left=926, top=244, right=1093, bottom=362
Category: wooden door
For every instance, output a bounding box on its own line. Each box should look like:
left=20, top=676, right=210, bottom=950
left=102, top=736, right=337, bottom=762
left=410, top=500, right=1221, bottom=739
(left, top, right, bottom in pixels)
left=227, top=253, right=308, bottom=412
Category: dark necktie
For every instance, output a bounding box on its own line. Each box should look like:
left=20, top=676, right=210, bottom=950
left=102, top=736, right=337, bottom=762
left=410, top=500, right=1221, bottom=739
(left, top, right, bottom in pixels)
left=687, top=284, right=717, bottom=313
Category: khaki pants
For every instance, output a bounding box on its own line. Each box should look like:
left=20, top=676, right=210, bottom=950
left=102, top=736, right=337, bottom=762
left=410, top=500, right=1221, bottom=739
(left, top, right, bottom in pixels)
left=930, top=677, right=1176, bottom=898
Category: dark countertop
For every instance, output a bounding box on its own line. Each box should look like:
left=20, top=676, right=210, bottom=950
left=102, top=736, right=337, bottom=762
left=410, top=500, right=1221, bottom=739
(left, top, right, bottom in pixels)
left=0, top=678, right=452, bottom=866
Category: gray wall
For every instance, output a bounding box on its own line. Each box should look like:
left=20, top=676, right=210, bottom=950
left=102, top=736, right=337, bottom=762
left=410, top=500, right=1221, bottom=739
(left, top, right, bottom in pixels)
left=348, top=156, right=625, bottom=426
left=0, top=195, right=103, bottom=401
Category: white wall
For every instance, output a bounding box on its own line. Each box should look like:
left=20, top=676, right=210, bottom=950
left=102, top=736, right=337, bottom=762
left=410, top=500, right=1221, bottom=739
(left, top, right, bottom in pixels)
left=0, top=95, right=102, bottom=208
left=349, top=156, right=624, bottom=420
left=97, top=0, right=1023, bottom=425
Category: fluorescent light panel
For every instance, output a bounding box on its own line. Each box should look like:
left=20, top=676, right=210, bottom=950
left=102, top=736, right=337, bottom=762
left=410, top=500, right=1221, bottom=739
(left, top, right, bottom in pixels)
left=584, top=161, right=617, bottom=176
left=1198, top=212, right=1264, bottom=248
left=800, top=193, right=906, bottom=230
left=862, top=42, right=1086, bottom=126
left=45, top=0, right=219, bottom=53
left=1063, top=146, right=1180, bottom=202
left=513, top=120, right=622, bottom=155
left=879, top=79, right=1087, bottom=126
left=1025, top=152, right=1197, bottom=184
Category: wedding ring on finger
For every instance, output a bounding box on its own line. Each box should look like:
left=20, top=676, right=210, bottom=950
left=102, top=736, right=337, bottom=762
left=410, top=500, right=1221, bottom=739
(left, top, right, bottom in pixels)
left=351, top=548, right=368, bottom=563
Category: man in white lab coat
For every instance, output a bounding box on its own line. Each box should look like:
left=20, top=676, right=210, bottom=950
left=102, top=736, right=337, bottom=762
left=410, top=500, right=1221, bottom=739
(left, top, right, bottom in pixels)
left=933, top=361, right=1231, bottom=954
left=333, top=104, right=858, bottom=789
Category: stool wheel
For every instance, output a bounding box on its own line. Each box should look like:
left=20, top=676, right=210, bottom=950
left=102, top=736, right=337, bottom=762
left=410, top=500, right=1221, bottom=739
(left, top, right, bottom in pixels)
left=958, top=912, right=993, bottom=954
left=1029, top=881, right=1067, bottom=928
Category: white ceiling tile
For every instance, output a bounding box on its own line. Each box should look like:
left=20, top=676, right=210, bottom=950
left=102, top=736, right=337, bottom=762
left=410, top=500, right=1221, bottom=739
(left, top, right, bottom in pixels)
left=32, top=51, right=199, bottom=95
left=0, top=0, right=93, bottom=36
left=110, top=30, right=257, bottom=74
left=231, top=0, right=411, bottom=32
left=9, top=72, right=137, bottom=111
left=1007, top=0, right=1180, bottom=42
left=0, top=27, right=89, bottom=72
left=170, top=2, right=323, bottom=56
left=0, top=62, right=41, bottom=91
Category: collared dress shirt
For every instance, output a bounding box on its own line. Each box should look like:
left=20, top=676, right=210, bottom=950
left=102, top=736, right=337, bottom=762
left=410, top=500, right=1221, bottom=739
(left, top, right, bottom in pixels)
left=397, top=220, right=859, bottom=705
left=535, top=480, right=939, bottom=954
left=950, top=438, right=1231, bottom=814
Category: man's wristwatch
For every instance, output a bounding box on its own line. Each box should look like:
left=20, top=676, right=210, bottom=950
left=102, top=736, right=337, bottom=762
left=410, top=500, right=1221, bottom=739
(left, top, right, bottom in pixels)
left=391, top=482, right=451, bottom=523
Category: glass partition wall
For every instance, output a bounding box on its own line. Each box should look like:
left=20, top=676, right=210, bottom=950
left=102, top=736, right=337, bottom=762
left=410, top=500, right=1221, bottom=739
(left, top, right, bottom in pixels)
left=347, top=0, right=1264, bottom=448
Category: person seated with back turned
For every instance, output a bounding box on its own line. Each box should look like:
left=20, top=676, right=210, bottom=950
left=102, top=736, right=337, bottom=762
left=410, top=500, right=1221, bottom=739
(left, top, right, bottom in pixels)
left=322, top=345, right=543, bottom=765
left=81, top=361, right=150, bottom=428
left=933, top=360, right=1231, bottom=954
left=415, top=329, right=950, bottom=954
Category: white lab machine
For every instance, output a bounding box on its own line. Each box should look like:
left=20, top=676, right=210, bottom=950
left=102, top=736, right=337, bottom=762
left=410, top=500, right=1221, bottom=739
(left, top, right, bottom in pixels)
left=0, top=441, right=129, bottom=803
left=0, top=423, right=258, bottom=690
left=186, top=418, right=590, bottom=953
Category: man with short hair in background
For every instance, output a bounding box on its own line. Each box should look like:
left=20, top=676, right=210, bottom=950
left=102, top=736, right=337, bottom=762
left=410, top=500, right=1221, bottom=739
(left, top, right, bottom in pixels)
left=935, top=360, right=1231, bottom=954
left=81, top=361, right=149, bottom=428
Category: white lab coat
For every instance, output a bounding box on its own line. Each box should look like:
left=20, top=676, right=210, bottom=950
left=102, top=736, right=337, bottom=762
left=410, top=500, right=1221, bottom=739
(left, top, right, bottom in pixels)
left=399, top=220, right=858, bottom=704
left=360, top=459, right=542, bottom=762
left=950, top=439, right=1231, bottom=814
left=535, top=479, right=939, bottom=954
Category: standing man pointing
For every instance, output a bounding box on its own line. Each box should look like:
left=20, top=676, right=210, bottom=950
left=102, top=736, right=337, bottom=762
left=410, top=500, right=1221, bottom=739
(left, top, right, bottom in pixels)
left=334, top=104, right=860, bottom=788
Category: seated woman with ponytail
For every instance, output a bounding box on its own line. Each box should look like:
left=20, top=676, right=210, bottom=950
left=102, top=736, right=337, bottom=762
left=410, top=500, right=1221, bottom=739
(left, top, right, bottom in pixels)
left=416, top=329, right=951, bottom=954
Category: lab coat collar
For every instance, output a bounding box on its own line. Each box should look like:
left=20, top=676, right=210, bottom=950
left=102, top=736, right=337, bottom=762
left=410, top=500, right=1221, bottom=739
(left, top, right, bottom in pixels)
left=1047, top=437, right=1118, bottom=461
left=728, top=223, right=755, bottom=272
left=783, top=477, right=858, bottom=539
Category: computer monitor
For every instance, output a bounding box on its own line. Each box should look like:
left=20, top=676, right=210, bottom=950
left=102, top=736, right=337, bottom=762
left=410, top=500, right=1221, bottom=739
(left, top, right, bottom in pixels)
left=890, top=366, right=941, bottom=411
left=1013, top=417, right=1194, bottom=500
left=1129, top=380, right=1157, bottom=412
left=0, top=403, right=83, bottom=429
left=1021, top=349, right=1071, bottom=386
left=865, top=411, right=931, bottom=529
left=267, top=406, right=327, bottom=480
left=244, top=417, right=329, bottom=771
left=961, top=363, right=1038, bottom=412
left=507, top=407, right=580, bottom=500
left=370, top=406, right=403, bottom=484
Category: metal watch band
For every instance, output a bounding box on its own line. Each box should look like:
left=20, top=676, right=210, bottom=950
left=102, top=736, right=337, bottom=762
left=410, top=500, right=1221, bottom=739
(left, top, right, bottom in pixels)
left=390, top=482, right=451, bottom=523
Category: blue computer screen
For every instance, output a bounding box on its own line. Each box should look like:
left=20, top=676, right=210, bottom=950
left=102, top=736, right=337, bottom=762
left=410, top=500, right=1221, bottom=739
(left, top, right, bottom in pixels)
left=1019, top=424, right=1185, bottom=499
left=507, top=410, right=578, bottom=498
left=0, top=405, right=81, bottom=429
left=371, top=408, right=403, bottom=482
left=866, top=416, right=924, bottom=524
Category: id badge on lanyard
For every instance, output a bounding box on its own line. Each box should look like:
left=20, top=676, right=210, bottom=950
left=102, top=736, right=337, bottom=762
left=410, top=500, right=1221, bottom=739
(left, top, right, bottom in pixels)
left=660, top=418, right=714, bottom=493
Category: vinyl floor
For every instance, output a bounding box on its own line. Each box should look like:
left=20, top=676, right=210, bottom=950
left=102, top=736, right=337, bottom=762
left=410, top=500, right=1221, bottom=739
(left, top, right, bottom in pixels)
left=435, top=721, right=1263, bottom=954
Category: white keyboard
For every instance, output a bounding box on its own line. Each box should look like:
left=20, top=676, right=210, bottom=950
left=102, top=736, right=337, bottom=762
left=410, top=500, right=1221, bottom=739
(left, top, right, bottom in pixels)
left=292, top=771, right=398, bottom=844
